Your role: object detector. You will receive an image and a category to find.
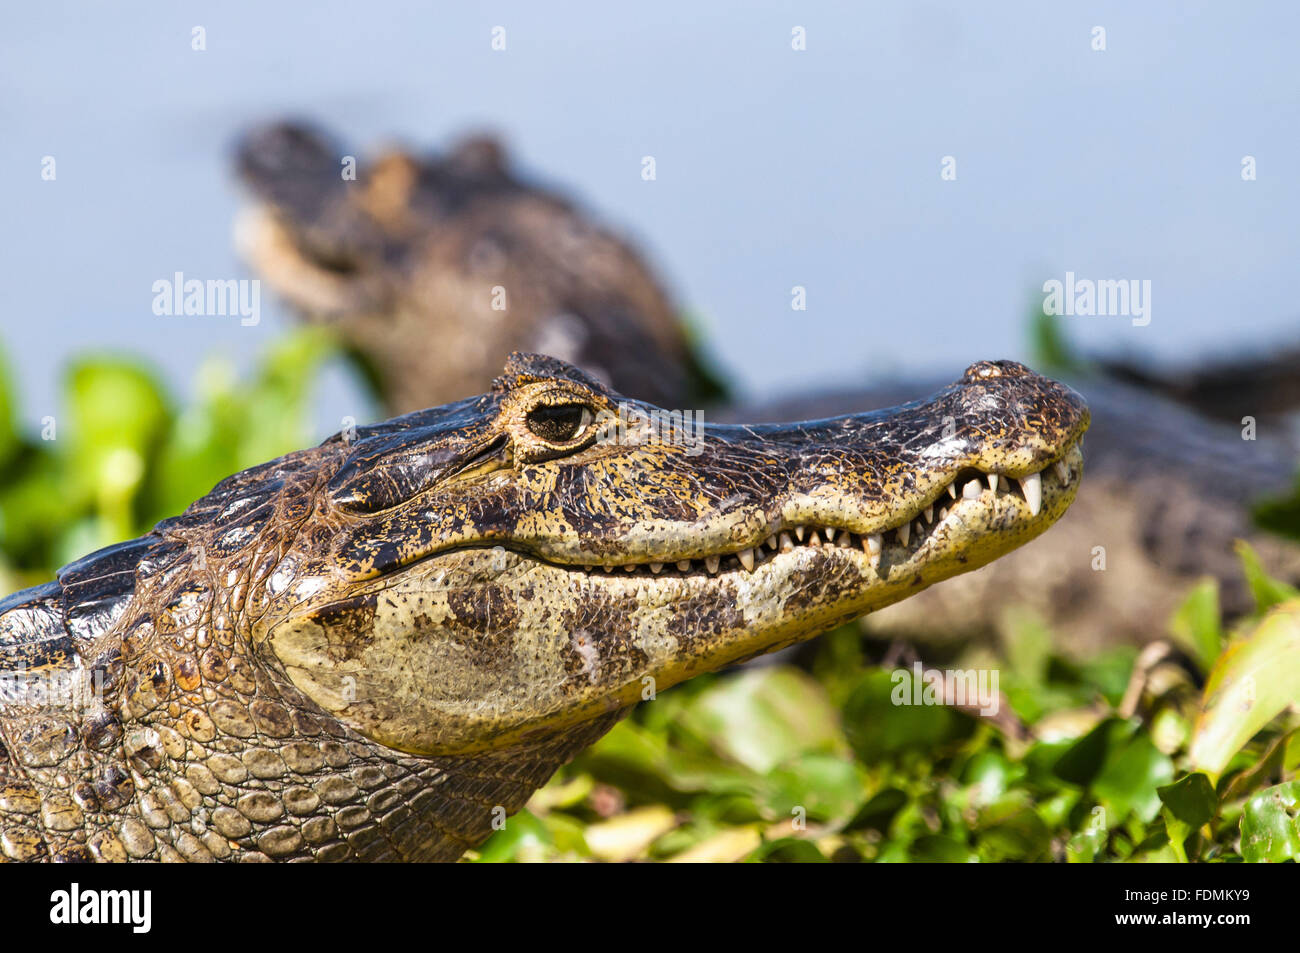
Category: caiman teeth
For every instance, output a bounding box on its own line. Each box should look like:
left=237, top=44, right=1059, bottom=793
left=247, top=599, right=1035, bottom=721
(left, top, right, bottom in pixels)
left=864, top=533, right=882, bottom=569
left=578, top=439, right=1078, bottom=580
left=1021, top=470, right=1042, bottom=516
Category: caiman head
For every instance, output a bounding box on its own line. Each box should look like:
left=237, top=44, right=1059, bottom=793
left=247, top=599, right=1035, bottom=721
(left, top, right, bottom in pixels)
left=255, top=353, right=1089, bottom=757
left=232, top=122, right=711, bottom=411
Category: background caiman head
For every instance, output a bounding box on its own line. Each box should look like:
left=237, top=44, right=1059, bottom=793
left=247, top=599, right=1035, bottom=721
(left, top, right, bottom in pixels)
left=233, top=122, right=726, bottom=411
left=250, top=353, right=1089, bottom=757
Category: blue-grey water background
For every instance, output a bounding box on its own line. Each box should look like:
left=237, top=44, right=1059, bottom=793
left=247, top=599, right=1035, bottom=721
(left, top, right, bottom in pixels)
left=2, top=1, right=1297, bottom=433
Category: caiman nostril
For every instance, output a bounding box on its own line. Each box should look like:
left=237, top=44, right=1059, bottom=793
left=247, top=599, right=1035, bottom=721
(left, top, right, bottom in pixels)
left=964, top=360, right=1033, bottom=381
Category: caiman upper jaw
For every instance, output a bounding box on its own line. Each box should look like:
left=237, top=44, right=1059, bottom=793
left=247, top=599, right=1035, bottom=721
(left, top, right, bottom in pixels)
left=566, top=438, right=1084, bottom=577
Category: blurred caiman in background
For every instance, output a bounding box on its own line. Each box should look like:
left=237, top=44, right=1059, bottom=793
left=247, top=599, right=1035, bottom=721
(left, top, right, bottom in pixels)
left=235, top=120, right=1300, bottom=654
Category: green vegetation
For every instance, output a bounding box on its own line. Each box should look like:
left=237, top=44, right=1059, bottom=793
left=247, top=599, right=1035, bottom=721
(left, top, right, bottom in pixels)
left=2, top=332, right=1298, bottom=862
left=0, top=328, right=359, bottom=595
left=478, top=556, right=1300, bottom=862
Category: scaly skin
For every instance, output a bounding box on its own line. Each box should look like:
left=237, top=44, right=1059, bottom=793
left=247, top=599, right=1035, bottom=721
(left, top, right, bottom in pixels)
left=0, top=354, right=1087, bottom=861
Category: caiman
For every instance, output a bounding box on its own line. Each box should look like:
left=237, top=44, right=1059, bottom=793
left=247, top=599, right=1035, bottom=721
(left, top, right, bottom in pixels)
left=235, top=122, right=726, bottom=414
left=0, top=354, right=1086, bottom=862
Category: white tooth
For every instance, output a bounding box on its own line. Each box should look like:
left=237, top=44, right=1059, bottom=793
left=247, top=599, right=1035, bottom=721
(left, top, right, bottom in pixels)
left=705, top=555, right=720, bottom=573
left=963, top=479, right=982, bottom=500
left=603, top=565, right=614, bottom=573
left=915, top=521, right=924, bottom=537
left=824, top=527, right=836, bottom=542
left=1022, top=471, right=1042, bottom=516
left=987, top=473, right=999, bottom=493
left=947, top=483, right=958, bottom=499
left=924, top=505, right=933, bottom=523
left=738, top=548, right=755, bottom=571
left=897, top=522, right=910, bottom=546
left=584, top=565, right=594, bottom=571
left=765, top=534, right=778, bottom=551
left=779, top=532, right=794, bottom=553
left=624, top=564, right=636, bottom=572
left=939, top=507, right=949, bottom=521
left=837, top=533, right=852, bottom=548
left=650, top=562, right=663, bottom=573
left=795, top=526, right=806, bottom=542
left=677, top=560, right=692, bottom=572
left=1054, top=460, right=1070, bottom=484
left=864, top=533, right=882, bottom=569
left=808, top=530, right=822, bottom=547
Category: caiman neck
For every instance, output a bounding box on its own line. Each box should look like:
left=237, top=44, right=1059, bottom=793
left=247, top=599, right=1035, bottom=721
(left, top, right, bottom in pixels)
left=0, top=547, right=619, bottom=862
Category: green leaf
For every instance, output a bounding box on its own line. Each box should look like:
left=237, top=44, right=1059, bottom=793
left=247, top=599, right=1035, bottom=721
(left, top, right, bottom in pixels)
left=0, top=340, right=21, bottom=467
left=910, top=834, right=977, bottom=863
left=1168, top=579, right=1222, bottom=673
left=1221, top=729, right=1296, bottom=803
left=64, top=359, right=171, bottom=545
left=1157, top=773, right=1217, bottom=829
left=1235, top=541, right=1299, bottom=612
left=1157, top=772, right=1217, bottom=861
left=1188, top=599, right=1300, bottom=778
left=747, top=837, right=828, bottom=863
left=764, top=753, right=868, bottom=826
left=1066, top=825, right=1107, bottom=863
left=1093, top=735, right=1175, bottom=824
left=842, top=668, right=964, bottom=762
left=473, top=809, right=554, bottom=863
left=1240, top=781, right=1300, bottom=863
left=975, top=792, right=1052, bottom=861
left=1052, top=717, right=1131, bottom=787
left=1027, top=302, right=1084, bottom=375
left=677, top=667, right=848, bottom=774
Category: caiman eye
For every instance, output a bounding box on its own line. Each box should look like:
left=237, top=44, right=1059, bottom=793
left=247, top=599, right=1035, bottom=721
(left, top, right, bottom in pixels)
left=526, top=403, right=594, bottom=444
